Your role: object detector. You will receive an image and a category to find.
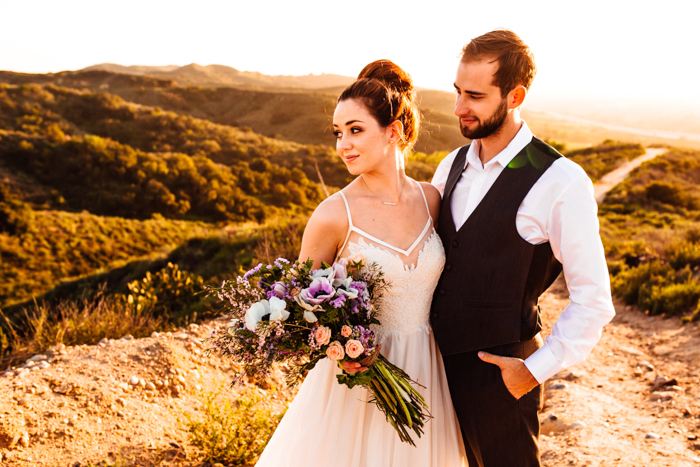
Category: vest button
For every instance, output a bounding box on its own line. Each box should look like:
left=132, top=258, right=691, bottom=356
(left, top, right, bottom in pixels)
left=445, top=264, right=452, bottom=271
left=431, top=313, right=438, bottom=319
left=451, top=240, right=459, bottom=248
left=440, top=289, right=446, bottom=295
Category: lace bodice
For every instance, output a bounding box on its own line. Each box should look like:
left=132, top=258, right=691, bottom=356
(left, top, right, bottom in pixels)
left=348, top=233, right=445, bottom=336
left=336, top=182, right=446, bottom=336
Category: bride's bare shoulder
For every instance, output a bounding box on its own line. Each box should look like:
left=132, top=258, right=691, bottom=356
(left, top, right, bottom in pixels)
left=305, top=192, right=350, bottom=237
left=418, top=182, right=441, bottom=222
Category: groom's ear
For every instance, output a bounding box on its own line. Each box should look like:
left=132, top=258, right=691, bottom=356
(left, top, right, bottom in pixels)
left=507, top=85, right=527, bottom=110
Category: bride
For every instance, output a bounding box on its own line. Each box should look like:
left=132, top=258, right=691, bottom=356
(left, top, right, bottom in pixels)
left=255, top=60, right=466, bottom=466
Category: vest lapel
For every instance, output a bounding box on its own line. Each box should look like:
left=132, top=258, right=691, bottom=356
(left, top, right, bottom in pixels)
left=443, top=145, right=470, bottom=203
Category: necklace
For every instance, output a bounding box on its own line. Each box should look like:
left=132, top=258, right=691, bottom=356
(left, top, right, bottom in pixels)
left=361, top=175, right=406, bottom=206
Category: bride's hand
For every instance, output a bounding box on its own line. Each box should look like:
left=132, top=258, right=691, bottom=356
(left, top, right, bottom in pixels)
left=341, top=344, right=381, bottom=373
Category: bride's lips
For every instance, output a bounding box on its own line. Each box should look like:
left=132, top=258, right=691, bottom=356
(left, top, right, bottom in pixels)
left=344, top=154, right=360, bottom=163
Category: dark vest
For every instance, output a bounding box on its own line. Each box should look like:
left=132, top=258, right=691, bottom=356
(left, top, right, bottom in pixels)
left=431, top=137, right=563, bottom=356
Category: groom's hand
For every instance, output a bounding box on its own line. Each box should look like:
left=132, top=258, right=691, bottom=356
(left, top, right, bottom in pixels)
left=478, top=351, right=539, bottom=400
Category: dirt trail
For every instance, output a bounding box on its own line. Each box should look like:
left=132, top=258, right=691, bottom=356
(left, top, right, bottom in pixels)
left=594, top=148, right=667, bottom=203
left=538, top=278, right=700, bottom=466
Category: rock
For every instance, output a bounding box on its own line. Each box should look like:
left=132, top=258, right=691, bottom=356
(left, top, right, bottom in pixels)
left=640, top=361, right=655, bottom=372
left=173, top=333, right=189, bottom=340
left=120, top=335, right=134, bottom=341
left=116, top=398, right=126, bottom=407
left=154, top=380, right=163, bottom=388
left=649, top=391, right=675, bottom=402
left=683, top=406, right=694, bottom=417
left=195, top=384, right=202, bottom=391
left=17, top=398, right=29, bottom=407
left=652, top=376, right=678, bottom=391
left=129, top=376, right=140, bottom=386
left=633, top=367, right=644, bottom=377
left=151, top=332, right=160, bottom=338
left=36, top=361, right=50, bottom=370
left=118, top=382, right=130, bottom=391
left=177, top=375, right=186, bottom=385
left=547, top=383, right=568, bottom=391
left=645, top=432, right=661, bottom=440
left=570, top=421, right=586, bottom=428
left=50, top=343, right=66, bottom=352
left=669, top=385, right=684, bottom=392
left=688, top=434, right=698, bottom=441
left=27, top=354, right=47, bottom=363
left=145, top=382, right=156, bottom=391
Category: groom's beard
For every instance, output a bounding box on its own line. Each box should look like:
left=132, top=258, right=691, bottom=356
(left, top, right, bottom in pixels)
left=459, top=98, right=509, bottom=140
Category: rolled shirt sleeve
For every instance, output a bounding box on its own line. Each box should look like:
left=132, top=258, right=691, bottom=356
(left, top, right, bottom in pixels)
left=524, top=176, right=616, bottom=383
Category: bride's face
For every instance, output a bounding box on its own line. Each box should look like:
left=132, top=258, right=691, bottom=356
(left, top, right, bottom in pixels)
left=333, top=98, right=395, bottom=176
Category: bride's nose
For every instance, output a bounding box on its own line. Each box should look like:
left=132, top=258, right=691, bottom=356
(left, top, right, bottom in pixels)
left=337, top=133, right=352, bottom=151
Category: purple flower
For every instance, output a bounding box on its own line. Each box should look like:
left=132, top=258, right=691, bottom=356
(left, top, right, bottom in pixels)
left=299, top=277, right=336, bottom=305
left=330, top=295, right=346, bottom=308
left=243, top=263, right=263, bottom=280
left=272, top=281, right=288, bottom=298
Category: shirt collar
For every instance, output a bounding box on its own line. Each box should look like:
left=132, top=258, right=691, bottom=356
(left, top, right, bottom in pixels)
left=463, top=121, right=534, bottom=170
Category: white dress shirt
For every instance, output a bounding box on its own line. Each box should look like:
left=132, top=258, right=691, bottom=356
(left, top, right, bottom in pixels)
left=431, top=121, right=615, bottom=383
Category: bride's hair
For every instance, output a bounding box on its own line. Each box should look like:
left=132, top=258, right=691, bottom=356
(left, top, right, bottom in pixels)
left=338, top=60, right=420, bottom=152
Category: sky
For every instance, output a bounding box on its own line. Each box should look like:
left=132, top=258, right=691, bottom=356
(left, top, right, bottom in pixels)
left=1, top=0, right=698, bottom=108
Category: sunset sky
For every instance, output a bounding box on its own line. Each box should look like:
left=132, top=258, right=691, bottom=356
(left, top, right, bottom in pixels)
left=2, top=0, right=698, bottom=108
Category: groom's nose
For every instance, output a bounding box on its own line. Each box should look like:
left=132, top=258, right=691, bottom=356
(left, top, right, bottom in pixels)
left=455, top=96, right=469, bottom=117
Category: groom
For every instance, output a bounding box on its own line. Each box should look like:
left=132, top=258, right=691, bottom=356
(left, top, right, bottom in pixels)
left=430, top=30, right=615, bottom=466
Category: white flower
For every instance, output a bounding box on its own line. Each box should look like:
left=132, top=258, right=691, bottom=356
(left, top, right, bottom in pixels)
left=268, top=296, right=290, bottom=322
left=244, top=300, right=270, bottom=331
left=310, top=266, right=335, bottom=283
left=334, top=277, right=359, bottom=299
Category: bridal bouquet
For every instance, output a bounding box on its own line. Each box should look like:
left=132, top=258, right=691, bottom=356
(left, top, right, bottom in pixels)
left=207, top=256, right=430, bottom=445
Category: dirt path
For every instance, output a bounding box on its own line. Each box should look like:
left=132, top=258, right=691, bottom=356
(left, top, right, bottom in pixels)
left=594, top=148, right=667, bottom=203
left=537, top=278, right=700, bottom=466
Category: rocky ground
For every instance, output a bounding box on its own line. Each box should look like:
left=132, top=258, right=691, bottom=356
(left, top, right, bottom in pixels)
left=1, top=279, right=699, bottom=466
left=538, top=278, right=700, bottom=466
left=2, top=146, right=699, bottom=467
left=0, top=321, right=294, bottom=466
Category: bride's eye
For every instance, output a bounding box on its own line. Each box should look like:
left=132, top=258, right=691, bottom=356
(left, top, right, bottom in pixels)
left=351, top=127, right=362, bottom=134
left=333, top=131, right=342, bottom=139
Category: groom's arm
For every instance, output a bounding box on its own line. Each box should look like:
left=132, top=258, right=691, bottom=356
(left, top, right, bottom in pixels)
left=523, top=174, right=616, bottom=383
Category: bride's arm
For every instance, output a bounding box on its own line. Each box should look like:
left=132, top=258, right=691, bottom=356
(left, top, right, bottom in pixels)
left=298, top=194, right=349, bottom=268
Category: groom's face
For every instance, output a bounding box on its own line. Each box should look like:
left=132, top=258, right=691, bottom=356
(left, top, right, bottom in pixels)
left=454, top=60, right=509, bottom=140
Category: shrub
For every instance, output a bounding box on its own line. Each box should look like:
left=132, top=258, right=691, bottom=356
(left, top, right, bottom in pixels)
left=645, top=181, right=689, bottom=207
left=642, top=280, right=700, bottom=316
left=181, top=387, right=286, bottom=465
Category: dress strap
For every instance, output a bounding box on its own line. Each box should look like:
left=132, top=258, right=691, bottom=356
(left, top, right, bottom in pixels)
left=335, top=191, right=353, bottom=262
left=416, top=182, right=432, bottom=221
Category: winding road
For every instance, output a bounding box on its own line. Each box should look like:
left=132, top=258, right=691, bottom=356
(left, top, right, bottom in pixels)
left=593, top=148, right=668, bottom=203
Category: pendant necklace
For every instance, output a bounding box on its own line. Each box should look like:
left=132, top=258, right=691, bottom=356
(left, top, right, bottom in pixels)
left=361, top=175, right=406, bottom=206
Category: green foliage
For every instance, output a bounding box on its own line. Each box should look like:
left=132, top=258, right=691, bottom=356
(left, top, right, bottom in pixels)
left=181, top=387, right=286, bottom=465
left=0, top=208, right=212, bottom=308
left=126, top=262, right=207, bottom=321
left=603, top=147, right=700, bottom=320
left=0, top=291, right=166, bottom=368
left=0, top=184, right=34, bottom=235
left=564, top=140, right=644, bottom=182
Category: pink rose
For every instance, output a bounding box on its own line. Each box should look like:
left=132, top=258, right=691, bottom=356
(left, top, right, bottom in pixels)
left=345, top=339, right=364, bottom=359
left=341, top=325, right=352, bottom=338
left=349, top=253, right=366, bottom=266
left=326, top=341, right=345, bottom=361
left=314, top=325, right=332, bottom=346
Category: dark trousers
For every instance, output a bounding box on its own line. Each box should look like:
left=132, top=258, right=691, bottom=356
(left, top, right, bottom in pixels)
left=442, top=335, right=544, bottom=467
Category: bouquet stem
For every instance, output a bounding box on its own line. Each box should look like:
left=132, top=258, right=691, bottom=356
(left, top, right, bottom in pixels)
left=363, top=354, right=431, bottom=446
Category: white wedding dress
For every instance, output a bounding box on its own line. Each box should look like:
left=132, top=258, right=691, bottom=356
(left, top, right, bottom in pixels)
left=256, top=183, right=466, bottom=466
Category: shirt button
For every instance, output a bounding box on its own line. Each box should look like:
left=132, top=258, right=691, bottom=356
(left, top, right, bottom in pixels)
left=440, top=289, right=446, bottom=295
left=451, top=240, right=459, bottom=248
left=445, top=264, right=452, bottom=271
left=431, top=313, right=439, bottom=319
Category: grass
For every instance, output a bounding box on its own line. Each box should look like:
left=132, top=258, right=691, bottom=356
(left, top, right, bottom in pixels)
left=180, top=386, right=287, bottom=466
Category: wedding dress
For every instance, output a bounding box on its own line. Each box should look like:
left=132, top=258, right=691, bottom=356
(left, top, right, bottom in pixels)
left=255, top=182, right=466, bottom=466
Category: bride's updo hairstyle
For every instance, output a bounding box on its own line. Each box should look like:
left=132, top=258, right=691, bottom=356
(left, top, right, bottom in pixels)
left=338, top=60, right=420, bottom=152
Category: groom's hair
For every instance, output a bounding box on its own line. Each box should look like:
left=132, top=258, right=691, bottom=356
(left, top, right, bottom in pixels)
left=461, top=29, right=536, bottom=98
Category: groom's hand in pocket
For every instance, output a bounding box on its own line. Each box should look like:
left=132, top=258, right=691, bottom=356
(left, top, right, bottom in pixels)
left=478, top=352, right=539, bottom=400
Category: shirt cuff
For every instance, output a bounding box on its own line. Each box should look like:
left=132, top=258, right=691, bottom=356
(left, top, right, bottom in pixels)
left=524, top=343, right=563, bottom=384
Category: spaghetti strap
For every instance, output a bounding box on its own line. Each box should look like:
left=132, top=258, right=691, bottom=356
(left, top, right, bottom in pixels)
left=335, top=191, right=353, bottom=262
left=416, top=182, right=432, bottom=221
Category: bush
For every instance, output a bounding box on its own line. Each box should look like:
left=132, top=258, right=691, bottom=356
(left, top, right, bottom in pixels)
left=181, top=387, right=286, bottom=465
